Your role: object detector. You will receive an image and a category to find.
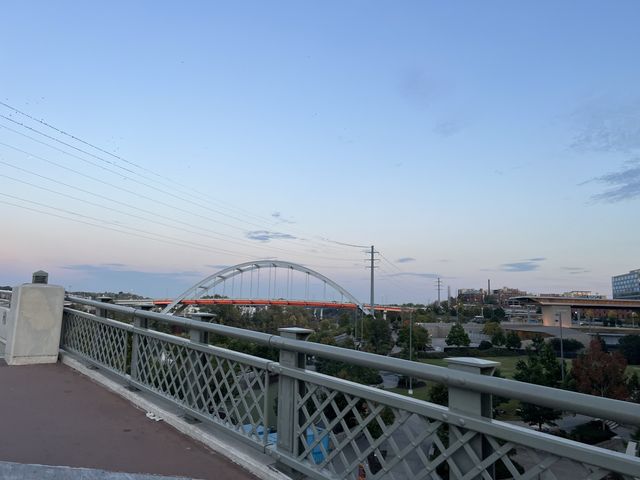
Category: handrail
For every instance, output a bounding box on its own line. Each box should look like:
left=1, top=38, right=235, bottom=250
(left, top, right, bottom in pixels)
left=65, top=295, right=640, bottom=426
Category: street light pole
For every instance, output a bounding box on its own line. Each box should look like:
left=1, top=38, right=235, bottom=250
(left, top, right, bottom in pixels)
left=557, top=312, right=565, bottom=383
left=409, top=309, right=413, bottom=395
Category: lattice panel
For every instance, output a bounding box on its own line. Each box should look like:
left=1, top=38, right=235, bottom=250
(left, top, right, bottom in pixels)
left=62, top=311, right=129, bottom=373
left=133, top=334, right=268, bottom=443
left=294, top=381, right=624, bottom=480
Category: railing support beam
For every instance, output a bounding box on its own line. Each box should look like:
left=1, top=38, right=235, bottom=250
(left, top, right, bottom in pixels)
left=447, top=357, right=499, bottom=480
left=276, top=327, right=313, bottom=475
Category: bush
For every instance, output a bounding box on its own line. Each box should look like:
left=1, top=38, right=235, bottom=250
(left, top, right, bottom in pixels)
left=550, top=338, right=585, bottom=353
left=570, top=421, right=615, bottom=445
left=478, top=340, right=493, bottom=350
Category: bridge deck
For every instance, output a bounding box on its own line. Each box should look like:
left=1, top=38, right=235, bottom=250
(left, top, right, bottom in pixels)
left=0, top=360, right=257, bottom=480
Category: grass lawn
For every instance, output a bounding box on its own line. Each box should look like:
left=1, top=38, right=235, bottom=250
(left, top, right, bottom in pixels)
left=389, top=384, right=432, bottom=402
left=420, top=356, right=524, bottom=378
left=420, top=355, right=640, bottom=378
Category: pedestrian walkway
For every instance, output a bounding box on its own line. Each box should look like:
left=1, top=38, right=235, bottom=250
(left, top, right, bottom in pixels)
left=0, top=360, right=258, bottom=480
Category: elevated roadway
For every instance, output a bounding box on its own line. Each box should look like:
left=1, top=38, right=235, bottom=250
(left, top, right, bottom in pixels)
left=511, top=296, right=640, bottom=327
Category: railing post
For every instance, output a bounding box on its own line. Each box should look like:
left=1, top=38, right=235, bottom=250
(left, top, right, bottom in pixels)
left=276, top=327, right=313, bottom=472
left=446, top=357, right=499, bottom=480
left=130, top=316, right=148, bottom=382
left=96, top=296, right=113, bottom=318
left=187, top=313, right=211, bottom=412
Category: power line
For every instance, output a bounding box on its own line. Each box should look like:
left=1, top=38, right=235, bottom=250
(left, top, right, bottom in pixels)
left=0, top=102, right=368, bottom=252
left=0, top=172, right=309, bottom=257
left=0, top=101, right=376, bottom=255
left=0, top=101, right=277, bottom=226
left=0, top=196, right=255, bottom=259
left=0, top=158, right=364, bottom=263
left=0, top=122, right=277, bottom=230
left=0, top=102, right=373, bottom=260
left=0, top=119, right=359, bottom=256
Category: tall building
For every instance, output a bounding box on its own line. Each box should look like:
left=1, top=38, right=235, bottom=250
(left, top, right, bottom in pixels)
left=612, top=269, right=640, bottom=299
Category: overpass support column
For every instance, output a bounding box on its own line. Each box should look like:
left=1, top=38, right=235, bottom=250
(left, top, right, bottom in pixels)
left=541, top=305, right=572, bottom=327
left=5, top=274, right=65, bottom=365
left=446, top=358, right=499, bottom=480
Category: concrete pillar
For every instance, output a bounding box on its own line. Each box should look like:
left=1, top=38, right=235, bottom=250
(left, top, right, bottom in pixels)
left=541, top=305, right=572, bottom=327
left=96, top=296, right=113, bottom=318
left=5, top=282, right=65, bottom=365
left=446, top=357, right=499, bottom=479
left=276, top=327, right=313, bottom=469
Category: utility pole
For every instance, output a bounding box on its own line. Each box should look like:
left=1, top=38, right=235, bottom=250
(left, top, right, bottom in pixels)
left=366, top=245, right=378, bottom=318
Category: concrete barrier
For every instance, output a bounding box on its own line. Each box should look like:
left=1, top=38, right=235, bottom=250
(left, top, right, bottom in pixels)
left=4, top=283, right=65, bottom=365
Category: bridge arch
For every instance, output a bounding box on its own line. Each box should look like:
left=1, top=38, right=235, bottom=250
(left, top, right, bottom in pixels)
left=162, top=260, right=370, bottom=315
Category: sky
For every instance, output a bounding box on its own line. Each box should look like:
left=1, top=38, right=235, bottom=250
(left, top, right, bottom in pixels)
left=1, top=1, right=640, bottom=303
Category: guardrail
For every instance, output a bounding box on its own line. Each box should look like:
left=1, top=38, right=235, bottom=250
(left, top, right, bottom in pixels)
left=61, top=296, right=640, bottom=479
left=0, top=289, right=11, bottom=344
left=0, top=289, right=12, bottom=306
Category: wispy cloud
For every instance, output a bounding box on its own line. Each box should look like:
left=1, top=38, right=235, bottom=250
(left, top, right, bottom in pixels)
left=246, top=230, right=296, bottom=242
left=385, top=272, right=440, bottom=279
left=396, top=257, right=416, bottom=263
left=59, top=264, right=202, bottom=296
left=204, top=264, right=230, bottom=270
left=500, top=258, right=545, bottom=272
left=399, top=68, right=437, bottom=109
left=570, top=99, right=640, bottom=154
left=561, top=266, right=591, bottom=275
left=61, top=264, right=201, bottom=278
left=585, top=159, right=640, bottom=202
left=433, top=120, right=464, bottom=138
left=271, top=211, right=295, bottom=224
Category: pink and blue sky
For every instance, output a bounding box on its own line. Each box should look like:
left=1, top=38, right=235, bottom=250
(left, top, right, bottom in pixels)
left=1, top=1, right=640, bottom=303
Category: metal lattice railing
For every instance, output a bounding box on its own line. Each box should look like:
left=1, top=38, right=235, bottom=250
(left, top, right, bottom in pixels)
left=60, top=297, right=640, bottom=480
left=278, top=366, right=638, bottom=480
left=61, top=309, right=272, bottom=447
left=0, top=289, right=12, bottom=308
left=133, top=332, right=271, bottom=445
left=62, top=311, right=129, bottom=374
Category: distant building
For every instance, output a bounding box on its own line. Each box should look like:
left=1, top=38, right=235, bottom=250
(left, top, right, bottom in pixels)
left=612, top=269, right=640, bottom=299
left=491, top=287, right=528, bottom=305
left=457, top=288, right=484, bottom=304
left=562, top=291, right=607, bottom=300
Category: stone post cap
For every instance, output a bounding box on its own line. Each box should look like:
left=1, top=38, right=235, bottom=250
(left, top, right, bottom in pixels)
left=278, top=327, right=313, bottom=339
left=446, top=357, right=500, bottom=374
left=32, top=270, right=49, bottom=284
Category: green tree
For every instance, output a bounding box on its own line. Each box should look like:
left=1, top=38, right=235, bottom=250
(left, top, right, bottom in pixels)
left=363, top=316, right=392, bottom=355
left=492, top=330, right=506, bottom=347
left=482, top=322, right=502, bottom=336
left=428, top=383, right=448, bottom=406
left=514, top=343, right=563, bottom=430
left=397, top=322, right=432, bottom=358
left=505, top=331, right=522, bottom=350
left=531, top=335, right=545, bottom=352
left=445, top=323, right=470, bottom=347
left=618, top=335, right=640, bottom=365
left=627, top=371, right=640, bottom=403
left=571, top=339, right=628, bottom=400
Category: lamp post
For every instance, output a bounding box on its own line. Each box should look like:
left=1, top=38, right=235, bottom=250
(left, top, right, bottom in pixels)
left=556, top=312, right=565, bottom=383
left=409, top=310, right=413, bottom=395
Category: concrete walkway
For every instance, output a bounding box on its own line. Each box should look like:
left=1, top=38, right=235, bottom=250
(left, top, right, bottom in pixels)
left=0, top=461, right=194, bottom=480
left=0, top=360, right=257, bottom=480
